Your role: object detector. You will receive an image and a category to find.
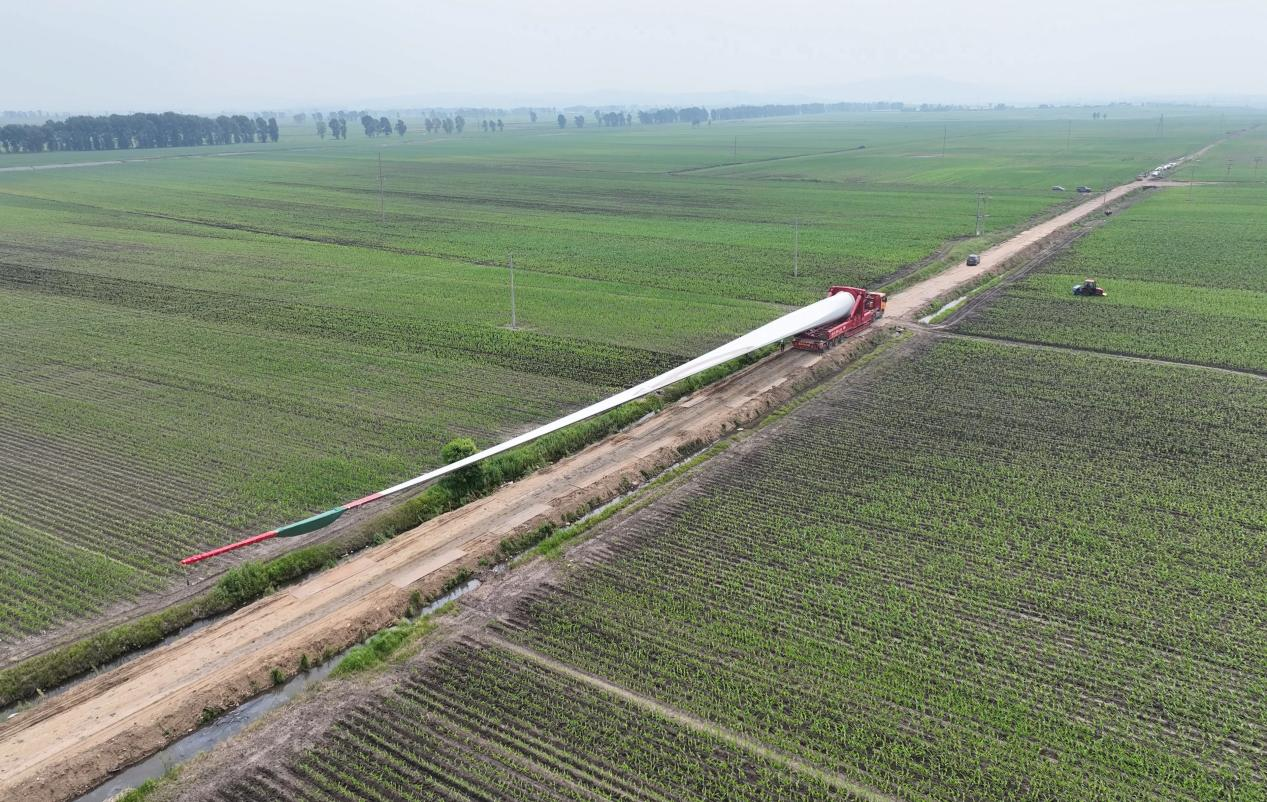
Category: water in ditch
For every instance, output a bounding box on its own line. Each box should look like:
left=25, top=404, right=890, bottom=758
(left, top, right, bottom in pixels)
left=73, top=579, right=481, bottom=802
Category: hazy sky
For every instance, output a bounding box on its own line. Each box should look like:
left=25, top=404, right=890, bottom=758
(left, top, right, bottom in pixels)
left=9, top=0, right=1266, bottom=111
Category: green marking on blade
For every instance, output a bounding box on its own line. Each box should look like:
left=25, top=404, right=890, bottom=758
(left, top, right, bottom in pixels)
left=276, top=507, right=346, bottom=537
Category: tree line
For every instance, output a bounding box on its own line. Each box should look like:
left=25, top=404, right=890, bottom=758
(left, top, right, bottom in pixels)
left=0, top=112, right=280, bottom=153
left=708, top=101, right=903, bottom=120
left=358, top=115, right=409, bottom=137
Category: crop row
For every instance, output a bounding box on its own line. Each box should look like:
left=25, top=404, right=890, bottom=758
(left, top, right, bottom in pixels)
left=957, top=182, right=1267, bottom=371
left=498, top=338, right=1267, bottom=801
left=0, top=517, right=159, bottom=639
left=210, top=641, right=855, bottom=802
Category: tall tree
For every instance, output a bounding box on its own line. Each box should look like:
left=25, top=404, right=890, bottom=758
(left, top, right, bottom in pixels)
left=497, top=119, right=504, bottom=131
left=574, top=115, right=585, bottom=128
left=378, top=116, right=392, bottom=136
left=394, top=119, right=406, bottom=137
left=315, top=119, right=327, bottom=139
left=267, top=118, right=279, bottom=142
left=529, top=110, right=537, bottom=123
left=557, top=113, right=566, bottom=128
left=361, top=114, right=376, bottom=136
left=454, top=115, right=465, bottom=133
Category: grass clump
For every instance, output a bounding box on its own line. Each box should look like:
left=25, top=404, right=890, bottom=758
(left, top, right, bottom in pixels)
left=331, top=618, right=437, bottom=677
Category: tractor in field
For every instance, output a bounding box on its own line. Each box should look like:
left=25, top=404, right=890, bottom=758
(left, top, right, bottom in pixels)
left=1072, top=278, right=1108, bottom=297
left=792, top=286, right=887, bottom=351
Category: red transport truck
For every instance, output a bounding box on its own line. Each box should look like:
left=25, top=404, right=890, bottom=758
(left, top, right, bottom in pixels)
left=791, top=286, right=887, bottom=352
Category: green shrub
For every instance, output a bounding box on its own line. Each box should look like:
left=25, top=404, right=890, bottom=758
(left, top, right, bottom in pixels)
left=217, top=562, right=272, bottom=605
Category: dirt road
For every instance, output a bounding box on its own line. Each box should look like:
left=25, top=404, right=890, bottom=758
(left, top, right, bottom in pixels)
left=0, top=170, right=1193, bottom=802
left=884, top=181, right=1183, bottom=319
left=0, top=332, right=879, bottom=802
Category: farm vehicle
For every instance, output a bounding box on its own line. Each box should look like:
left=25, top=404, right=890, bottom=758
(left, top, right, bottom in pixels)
left=1072, top=278, right=1108, bottom=297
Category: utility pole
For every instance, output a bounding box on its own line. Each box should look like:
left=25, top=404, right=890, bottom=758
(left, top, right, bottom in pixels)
left=1066, top=119, right=1072, bottom=152
left=733, top=136, right=737, bottom=158
left=1226, top=159, right=1234, bottom=179
left=1255, top=156, right=1263, bottom=181
left=792, top=218, right=800, bottom=278
left=1158, top=114, right=1165, bottom=137
left=508, top=254, right=518, bottom=329
left=974, top=193, right=985, bottom=236
left=377, top=151, right=385, bottom=226
left=942, top=125, right=947, bottom=158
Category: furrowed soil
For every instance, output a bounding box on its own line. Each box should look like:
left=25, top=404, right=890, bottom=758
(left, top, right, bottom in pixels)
left=1, top=109, right=1247, bottom=657
left=0, top=328, right=882, bottom=802
left=0, top=153, right=1193, bottom=800
left=162, top=322, right=1267, bottom=801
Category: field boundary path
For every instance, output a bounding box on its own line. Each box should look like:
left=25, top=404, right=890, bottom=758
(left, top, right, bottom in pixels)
left=483, top=634, right=904, bottom=802
left=0, top=163, right=1206, bottom=802
left=928, top=329, right=1267, bottom=381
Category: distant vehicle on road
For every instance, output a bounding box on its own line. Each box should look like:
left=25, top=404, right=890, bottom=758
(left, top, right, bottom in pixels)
left=966, top=254, right=980, bottom=266
left=1052, top=185, right=1066, bottom=191
left=1076, top=185, right=1093, bottom=193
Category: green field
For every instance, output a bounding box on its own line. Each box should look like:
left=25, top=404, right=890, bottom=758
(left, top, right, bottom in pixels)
left=196, top=335, right=1267, bottom=802
left=0, top=107, right=1249, bottom=649
left=956, top=129, right=1267, bottom=372
left=210, top=642, right=857, bottom=801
